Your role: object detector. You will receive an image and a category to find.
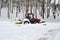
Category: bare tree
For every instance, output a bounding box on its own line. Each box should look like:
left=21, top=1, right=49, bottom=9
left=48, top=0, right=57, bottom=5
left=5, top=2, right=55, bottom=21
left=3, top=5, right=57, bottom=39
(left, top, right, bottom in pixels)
left=47, top=0, right=52, bottom=18
left=53, top=0, right=56, bottom=19
left=37, top=0, right=45, bottom=18
left=34, top=0, right=37, bottom=18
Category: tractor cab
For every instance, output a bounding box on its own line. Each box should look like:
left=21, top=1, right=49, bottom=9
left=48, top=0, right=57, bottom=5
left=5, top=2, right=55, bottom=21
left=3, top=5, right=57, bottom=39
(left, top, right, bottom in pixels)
left=25, top=13, right=34, bottom=19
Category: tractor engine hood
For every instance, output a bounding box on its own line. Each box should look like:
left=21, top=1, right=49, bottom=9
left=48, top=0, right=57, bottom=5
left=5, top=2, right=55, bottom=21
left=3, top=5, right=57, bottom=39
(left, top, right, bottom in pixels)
left=33, top=18, right=41, bottom=22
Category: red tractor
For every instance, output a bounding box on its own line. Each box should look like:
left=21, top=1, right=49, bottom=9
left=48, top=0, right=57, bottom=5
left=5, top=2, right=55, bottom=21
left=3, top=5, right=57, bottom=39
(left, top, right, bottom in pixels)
left=24, top=13, right=41, bottom=24
left=16, top=13, right=45, bottom=24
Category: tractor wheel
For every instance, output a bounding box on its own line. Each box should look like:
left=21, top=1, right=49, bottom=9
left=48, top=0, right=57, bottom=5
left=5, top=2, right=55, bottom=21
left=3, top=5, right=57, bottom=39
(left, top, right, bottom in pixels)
left=24, top=21, right=29, bottom=24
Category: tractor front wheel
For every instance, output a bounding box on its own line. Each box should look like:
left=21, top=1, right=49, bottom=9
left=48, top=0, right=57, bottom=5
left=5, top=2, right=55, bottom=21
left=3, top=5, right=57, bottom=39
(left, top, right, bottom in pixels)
left=24, top=21, right=29, bottom=24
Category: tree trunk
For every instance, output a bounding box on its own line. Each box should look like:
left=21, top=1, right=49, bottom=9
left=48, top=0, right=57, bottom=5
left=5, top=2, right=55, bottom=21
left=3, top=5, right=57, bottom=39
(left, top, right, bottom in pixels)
left=8, top=0, right=11, bottom=19
left=34, top=0, right=37, bottom=18
left=26, top=0, right=29, bottom=13
left=53, top=0, right=56, bottom=19
left=0, top=0, right=1, bottom=16
left=47, top=7, right=50, bottom=18
left=42, top=0, right=45, bottom=19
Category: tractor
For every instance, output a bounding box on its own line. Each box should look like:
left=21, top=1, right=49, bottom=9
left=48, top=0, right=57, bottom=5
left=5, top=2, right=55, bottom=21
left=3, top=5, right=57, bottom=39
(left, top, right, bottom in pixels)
left=23, top=13, right=41, bottom=24
left=15, top=13, right=45, bottom=24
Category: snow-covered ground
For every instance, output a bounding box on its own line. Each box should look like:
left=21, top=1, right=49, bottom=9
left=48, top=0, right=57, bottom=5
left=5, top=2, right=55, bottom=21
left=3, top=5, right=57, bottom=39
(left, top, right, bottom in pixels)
left=0, top=0, right=60, bottom=40
left=0, top=21, right=60, bottom=40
